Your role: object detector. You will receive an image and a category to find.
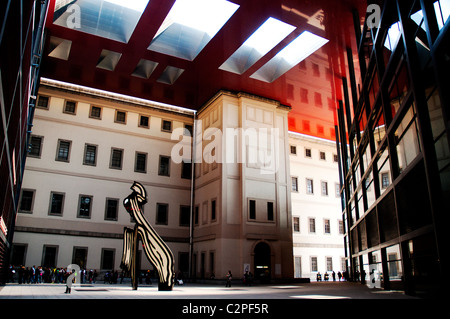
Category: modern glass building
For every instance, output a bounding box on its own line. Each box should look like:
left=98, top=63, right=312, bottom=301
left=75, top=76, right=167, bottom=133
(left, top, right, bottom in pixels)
left=1, top=0, right=449, bottom=298
left=335, top=0, right=449, bottom=297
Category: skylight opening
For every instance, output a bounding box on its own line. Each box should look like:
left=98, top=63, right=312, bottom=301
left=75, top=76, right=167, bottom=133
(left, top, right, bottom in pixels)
left=434, top=0, right=450, bottom=30
left=250, top=31, right=328, bottom=83
left=148, top=0, right=240, bottom=61
left=383, top=22, right=402, bottom=51
left=104, top=0, right=149, bottom=12
left=219, top=17, right=296, bottom=75
left=53, top=0, right=150, bottom=43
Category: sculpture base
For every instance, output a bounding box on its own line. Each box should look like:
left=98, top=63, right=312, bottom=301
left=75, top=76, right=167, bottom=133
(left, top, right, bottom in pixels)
left=158, top=282, right=173, bottom=291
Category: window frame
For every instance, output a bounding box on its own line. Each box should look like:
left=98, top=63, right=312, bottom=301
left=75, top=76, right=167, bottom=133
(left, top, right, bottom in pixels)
left=48, top=191, right=65, bottom=216
left=83, top=143, right=97, bottom=166
left=77, top=195, right=93, bottom=219
left=158, top=155, right=171, bottom=176
left=19, top=189, right=36, bottom=213
left=134, top=151, right=147, bottom=173
left=115, top=110, right=127, bottom=124
left=156, top=203, right=169, bottom=225
left=110, top=148, right=124, bottom=170
left=56, top=139, right=71, bottom=162
left=63, top=100, right=77, bottom=115
left=89, top=105, right=102, bottom=119
left=104, top=198, right=119, bottom=221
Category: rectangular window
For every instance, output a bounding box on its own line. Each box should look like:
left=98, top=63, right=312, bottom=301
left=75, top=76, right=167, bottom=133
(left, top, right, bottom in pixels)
left=105, top=198, right=119, bottom=221
left=115, top=110, right=126, bottom=124
left=202, top=201, right=208, bottom=224
left=72, top=247, right=87, bottom=269
left=179, top=205, right=190, bottom=227
left=267, top=202, right=274, bottom=221
left=156, top=203, right=169, bottom=225
left=181, top=160, right=192, bottom=179
left=19, top=190, right=35, bottom=213
left=161, top=120, right=172, bottom=132
left=291, top=176, right=298, bottom=192
left=320, top=151, right=326, bottom=160
left=335, top=183, right=340, bottom=197
left=211, top=199, right=217, bottom=221
left=64, top=100, right=76, bottom=114
left=314, top=92, right=323, bottom=107
left=326, top=257, right=333, bottom=272
left=78, top=195, right=92, bottom=218
left=83, top=144, right=97, bottom=166
left=249, top=199, right=256, bottom=220
left=321, top=181, right=328, bottom=196
left=101, top=249, right=115, bottom=270
left=135, top=152, right=147, bottom=173
left=290, top=145, right=297, bottom=155
left=56, top=140, right=71, bottom=162
left=90, top=106, right=102, bottom=119
left=300, top=88, right=309, bottom=103
left=42, top=245, right=58, bottom=268
left=309, top=218, right=316, bottom=233
left=339, top=220, right=344, bottom=234
left=305, top=148, right=312, bottom=158
left=37, top=95, right=49, bottom=109
left=29, top=136, right=43, bottom=157
left=194, top=206, right=199, bottom=225
left=139, top=115, right=149, bottom=128
left=333, top=154, right=338, bottom=163
left=395, top=104, right=421, bottom=171
left=184, top=124, right=193, bottom=136
left=158, top=156, right=171, bottom=176
left=324, top=219, right=331, bottom=234
left=110, top=148, right=123, bottom=169
left=293, top=217, right=300, bottom=232
left=306, top=178, right=314, bottom=194
left=311, top=256, right=318, bottom=272
left=49, top=192, right=64, bottom=216
left=312, top=63, right=320, bottom=77
left=381, top=172, right=390, bottom=189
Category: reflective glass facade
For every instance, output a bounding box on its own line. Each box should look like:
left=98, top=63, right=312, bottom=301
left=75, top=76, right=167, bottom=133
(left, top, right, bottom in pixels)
left=336, top=0, right=450, bottom=297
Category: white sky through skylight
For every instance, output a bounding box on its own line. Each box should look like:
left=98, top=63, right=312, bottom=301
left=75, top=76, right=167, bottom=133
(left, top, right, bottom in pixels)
left=244, top=18, right=295, bottom=55
left=154, top=0, right=239, bottom=38
left=149, top=0, right=239, bottom=60
left=104, top=0, right=149, bottom=12
left=250, top=31, right=328, bottom=83
left=220, top=17, right=295, bottom=75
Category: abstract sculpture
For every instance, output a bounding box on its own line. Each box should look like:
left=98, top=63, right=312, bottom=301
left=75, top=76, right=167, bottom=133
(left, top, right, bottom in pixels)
left=121, top=181, right=175, bottom=291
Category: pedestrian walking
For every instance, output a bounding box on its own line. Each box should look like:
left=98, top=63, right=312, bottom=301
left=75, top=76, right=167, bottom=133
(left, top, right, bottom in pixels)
left=225, top=271, right=232, bottom=287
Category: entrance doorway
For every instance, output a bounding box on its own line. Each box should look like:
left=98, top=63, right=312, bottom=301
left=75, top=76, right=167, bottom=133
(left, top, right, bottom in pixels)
left=254, top=242, right=271, bottom=283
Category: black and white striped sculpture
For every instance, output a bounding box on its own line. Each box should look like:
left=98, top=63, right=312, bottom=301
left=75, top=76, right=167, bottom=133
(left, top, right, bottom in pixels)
left=121, top=181, right=175, bottom=291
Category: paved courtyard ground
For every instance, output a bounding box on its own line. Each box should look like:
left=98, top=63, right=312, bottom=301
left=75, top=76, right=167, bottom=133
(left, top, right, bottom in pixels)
left=0, top=281, right=416, bottom=299
left=1, top=281, right=432, bottom=318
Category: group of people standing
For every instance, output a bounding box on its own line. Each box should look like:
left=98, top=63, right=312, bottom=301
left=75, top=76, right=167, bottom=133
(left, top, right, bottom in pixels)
left=316, top=270, right=348, bottom=282
left=8, top=265, right=99, bottom=284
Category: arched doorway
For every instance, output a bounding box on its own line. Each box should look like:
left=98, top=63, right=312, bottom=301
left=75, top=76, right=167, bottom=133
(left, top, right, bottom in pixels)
left=254, top=242, right=271, bottom=283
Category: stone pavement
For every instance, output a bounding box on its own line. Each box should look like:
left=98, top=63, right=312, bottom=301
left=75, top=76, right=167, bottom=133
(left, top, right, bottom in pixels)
left=0, top=281, right=417, bottom=299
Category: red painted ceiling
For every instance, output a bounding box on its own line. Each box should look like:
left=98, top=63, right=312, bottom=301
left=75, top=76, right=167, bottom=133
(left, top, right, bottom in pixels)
left=41, top=0, right=367, bottom=140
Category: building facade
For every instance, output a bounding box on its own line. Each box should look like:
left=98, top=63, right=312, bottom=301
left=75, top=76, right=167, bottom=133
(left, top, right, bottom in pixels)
left=289, top=132, right=344, bottom=281
left=12, top=81, right=299, bottom=281
left=335, top=0, right=450, bottom=297
left=12, top=80, right=194, bottom=275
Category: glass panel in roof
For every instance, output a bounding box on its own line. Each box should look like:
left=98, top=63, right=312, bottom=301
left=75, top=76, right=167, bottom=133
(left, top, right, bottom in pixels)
left=383, top=22, right=402, bottom=51
left=53, top=0, right=149, bottom=43
left=434, top=0, right=450, bottom=30
left=148, top=0, right=240, bottom=61
left=250, top=31, right=328, bottom=83
left=219, top=17, right=296, bottom=75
